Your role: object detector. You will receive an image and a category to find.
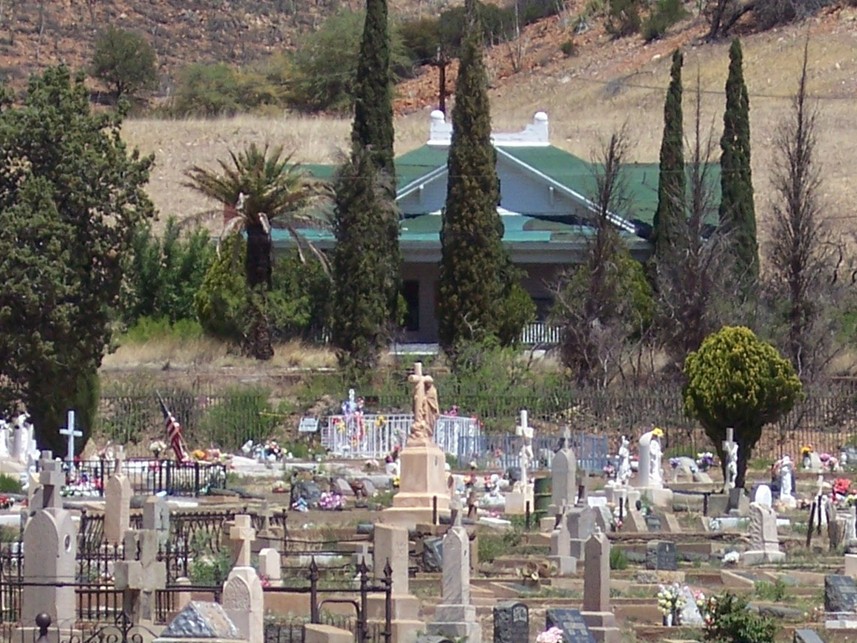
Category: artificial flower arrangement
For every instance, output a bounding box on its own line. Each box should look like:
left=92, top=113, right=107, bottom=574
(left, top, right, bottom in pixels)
left=657, top=583, right=686, bottom=626
left=693, top=590, right=718, bottom=627
left=603, top=462, right=616, bottom=478
left=375, top=415, right=387, bottom=428
left=536, top=627, right=564, bottom=643
left=801, top=445, right=814, bottom=458
left=318, top=491, right=344, bottom=511
left=696, top=452, right=715, bottom=471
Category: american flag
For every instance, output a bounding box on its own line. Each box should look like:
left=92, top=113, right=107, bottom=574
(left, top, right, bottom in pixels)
left=157, top=393, right=191, bottom=463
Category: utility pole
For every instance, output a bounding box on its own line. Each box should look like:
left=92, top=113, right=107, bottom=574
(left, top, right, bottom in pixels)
left=428, top=46, right=451, bottom=114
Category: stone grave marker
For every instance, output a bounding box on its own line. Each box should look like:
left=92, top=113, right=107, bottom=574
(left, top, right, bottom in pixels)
left=427, top=514, right=481, bottom=642
left=568, top=507, right=596, bottom=560
left=115, top=529, right=167, bottom=625
left=754, top=484, right=773, bottom=508
left=581, top=530, right=621, bottom=642
left=792, top=629, right=824, bottom=643
left=551, top=445, right=577, bottom=513
left=39, top=451, right=65, bottom=510
left=105, top=446, right=132, bottom=546
left=258, top=548, right=281, bottom=586
left=825, top=575, right=857, bottom=613
left=645, top=540, right=677, bottom=571
left=624, top=508, right=648, bottom=532
left=745, top=502, right=785, bottom=564
left=680, top=586, right=704, bottom=626
left=143, top=495, right=171, bottom=546
left=644, top=514, right=662, bottom=532
left=545, top=608, right=596, bottom=643
left=493, top=601, right=528, bottom=643
left=549, top=505, right=576, bottom=575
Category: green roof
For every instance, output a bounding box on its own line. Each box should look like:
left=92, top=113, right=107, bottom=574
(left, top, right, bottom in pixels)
left=302, top=144, right=721, bottom=229
left=275, top=213, right=646, bottom=247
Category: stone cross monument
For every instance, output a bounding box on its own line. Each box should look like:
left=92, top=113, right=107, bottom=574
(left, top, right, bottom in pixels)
left=59, top=410, right=82, bottom=467
left=105, top=446, right=132, bottom=546
left=114, top=529, right=167, bottom=626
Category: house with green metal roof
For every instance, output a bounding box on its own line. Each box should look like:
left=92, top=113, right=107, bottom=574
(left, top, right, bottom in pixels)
left=277, top=111, right=719, bottom=343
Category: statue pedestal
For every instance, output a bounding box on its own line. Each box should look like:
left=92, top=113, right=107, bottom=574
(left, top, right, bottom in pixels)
left=381, top=439, right=450, bottom=528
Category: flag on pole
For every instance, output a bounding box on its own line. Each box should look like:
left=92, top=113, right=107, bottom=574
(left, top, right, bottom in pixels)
left=157, top=392, right=191, bottom=464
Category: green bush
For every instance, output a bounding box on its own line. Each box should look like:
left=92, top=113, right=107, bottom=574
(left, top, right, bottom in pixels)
left=123, top=218, right=214, bottom=325
left=0, top=474, right=22, bottom=494
left=91, top=26, right=158, bottom=101
left=605, top=0, right=642, bottom=38
left=288, top=10, right=412, bottom=113
left=197, top=387, right=279, bottom=451
left=120, top=317, right=204, bottom=344
left=703, top=592, right=777, bottom=642
left=171, top=63, right=244, bottom=117
left=609, top=547, right=628, bottom=570
left=195, top=235, right=248, bottom=341
left=754, top=578, right=787, bottom=602
left=641, top=0, right=688, bottom=42
left=399, top=17, right=441, bottom=64
left=495, top=280, right=537, bottom=347
left=195, top=236, right=330, bottom=344
left=561, top=38, right=577, bottom=57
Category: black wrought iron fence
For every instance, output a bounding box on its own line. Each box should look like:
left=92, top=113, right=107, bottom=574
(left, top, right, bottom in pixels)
left=72, top=459, right=227, bottom=497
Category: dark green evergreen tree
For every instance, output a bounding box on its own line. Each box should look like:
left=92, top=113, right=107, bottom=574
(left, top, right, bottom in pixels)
left=653, top=49, right=686, bottom=263
left=352, top=0, right=396, bottom=179
left=331, top=146, right=398, bottom=374
left=719, top=38, right=758, bottom=292
left=349, top=0, right=401, bottom=336
left=0, top=66, right=154, bottom=455
left=438, top=0, right=508, bottom=356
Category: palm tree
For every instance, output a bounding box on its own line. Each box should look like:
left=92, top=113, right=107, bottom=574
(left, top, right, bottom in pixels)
left=185, top=143, right=330, bottom=359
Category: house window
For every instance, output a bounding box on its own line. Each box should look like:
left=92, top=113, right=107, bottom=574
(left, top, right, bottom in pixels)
left=402, top=280, right=420, bottom=331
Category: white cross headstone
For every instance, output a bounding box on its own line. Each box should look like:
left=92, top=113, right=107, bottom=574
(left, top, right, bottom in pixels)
left=722, top=427, right=738, bottom=491
left=59, top=410, right=82, bottom=466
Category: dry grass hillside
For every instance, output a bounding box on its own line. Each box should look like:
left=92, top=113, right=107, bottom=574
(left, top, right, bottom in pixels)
left=121, top=8, right=857, bottom=250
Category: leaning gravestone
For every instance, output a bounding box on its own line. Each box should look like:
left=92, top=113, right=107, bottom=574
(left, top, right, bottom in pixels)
left=645, top=540, right=677, bottom=571
left=545, top=608, right=596, bottom=643
left=825, top=575, right=857, bottom=613
left=679, top=586, right=704, bottom=626
left=493, top=601, right=529, bottom=643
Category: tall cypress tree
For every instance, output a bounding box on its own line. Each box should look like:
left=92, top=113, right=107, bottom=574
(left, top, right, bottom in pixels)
left=331, top=0, right=400, bottom=372
left=352, top=0, right=396, bottom=179
left=719, top=38, right=758, bottom=291
left=331, top=146, right=397, bottom=373
left=653, top=49, right=686, bottom=264
left=438, top=0, right=507, bottom=355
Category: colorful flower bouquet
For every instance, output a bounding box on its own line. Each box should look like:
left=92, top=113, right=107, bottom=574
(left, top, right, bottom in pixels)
left=318, top=491, right=343, bottom=511
left=657, top=583, right=686, bottom=626
left=696, top=452, right=715, bottom=471
left=693, top=590, right=718, bottom=627
left=536, top=627, right=564, bottom=643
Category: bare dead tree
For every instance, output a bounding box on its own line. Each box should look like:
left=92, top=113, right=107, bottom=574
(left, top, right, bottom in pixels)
left=552, top=127, right=654, bottom=388
left=655, top=70, right=732, bottom=371
left=765, top=38, right=847, bottom=380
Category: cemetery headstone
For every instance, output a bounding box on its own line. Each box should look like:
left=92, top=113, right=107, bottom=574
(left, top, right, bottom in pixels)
left=624, top=508, right=648, bottom=533
left=59, top=410, right=82, bottom=466
left=427, top=514, right=481, bottom=642
left=754, top=484, right=773, bottom=508
left=545, top=608, right=596, bottom=643
left=745, top=502, right=785, bottom=564
left=645, top=540, right=677, bottom=571
left=115, top=529, right=167, bottom=625
left=143, top=495, right=171, bottom=546
left=367, top=524, right=422, bottom=639
left=105, top=447, right=132, bottom=546
left=493, top=602, right=529, bottom=643
left=568, top=507, right=597, bottom=560
left=581, top=530, right=621, bottom=641
left=551, top=446, right=577, bottom=513
left=660, top=512, right=682, bottom=534
left=21, top=500, right=78, bottom=628
left=38, top=451, right=65, bottom=511
left=549, top=505, right=576, bottom=575
left=258, top=548, right=282, bottom=587
left=825, top=575, right=857, bottom=613
left=680, top=586, right=704, bottom=626
left=423, top=536, right=443, bottom=573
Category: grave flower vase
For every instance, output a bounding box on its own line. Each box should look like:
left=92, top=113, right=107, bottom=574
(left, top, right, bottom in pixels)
left=663, top=612, right=673, bottom=627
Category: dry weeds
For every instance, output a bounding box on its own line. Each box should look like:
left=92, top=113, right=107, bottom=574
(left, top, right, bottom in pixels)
left=102, top=337, right=338, bottom=371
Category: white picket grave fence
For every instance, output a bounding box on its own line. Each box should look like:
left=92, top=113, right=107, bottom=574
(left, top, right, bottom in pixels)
left=321, top=413, right=481, bottom=460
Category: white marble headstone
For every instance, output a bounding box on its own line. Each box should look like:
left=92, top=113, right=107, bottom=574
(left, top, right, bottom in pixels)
left=754, top=484, right=772, bottom=508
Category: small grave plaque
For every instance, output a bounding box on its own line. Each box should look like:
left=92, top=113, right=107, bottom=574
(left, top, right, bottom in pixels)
left=546, top=608, right=595, bottom=643
left=825, top=574, right=857, bottom=613
left=493, top=601, right=529, bottom=643
left=793, top=629, right=824, bottom=643
left=644, top=515, right=662, bottom=532
left=298, top=417, right=319, bottom=433
left=645, top=540, right=677, bottom=571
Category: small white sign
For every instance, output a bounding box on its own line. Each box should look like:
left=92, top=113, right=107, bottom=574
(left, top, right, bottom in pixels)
left=298, top=417, right=319, bottom=433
